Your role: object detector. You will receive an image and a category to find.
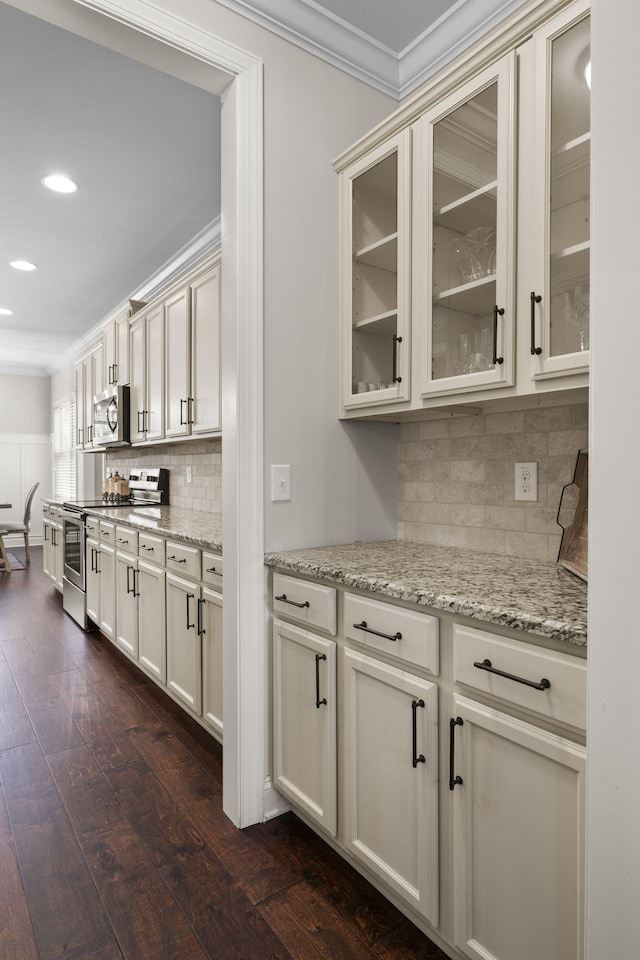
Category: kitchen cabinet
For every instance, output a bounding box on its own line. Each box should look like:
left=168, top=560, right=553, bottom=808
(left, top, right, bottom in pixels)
left=164, top=285, right=191, bottom=438
left=166, top=571, right=203, bottom=715
left=129, top=302, right=164, bottom=443
left=272, top=618, right=337, bottom=836
left=335, top=0, right=590, bottom=419
left=74, top=342, right=103, bottom=449
left=343, top=647, right=439, bottom=926
left=115, top=550, right=138, bottom=659
left=103, top=299, right=145, bottom=386
left=86, top=537, right=100, bottom=625
left=43, top=516, right=62, bottom=590
left=115, top=546, right=166, bottom=683
left=86, top=524, right=116, bottom=641
left=200, top=585, right=223, bottom=739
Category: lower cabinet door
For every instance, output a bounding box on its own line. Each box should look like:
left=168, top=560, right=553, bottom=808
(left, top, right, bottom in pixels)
left=343, top=647, right=439, bottom=926
left=115, top=553, right=138, bottom=659
left=450, top=693, right=586, bottom=960
left=99, top=545, right=116, bottom=641
left=42, top=521, right=52, bottom=579
left=86, top=539, right=100, bottom=625
left=201, top=587, right=223, bottom=739
left=138, top=561, right=166, bottom=684
left=166, top=573, right=202, bottom=714
left=273, top=619, right=337, bottom=836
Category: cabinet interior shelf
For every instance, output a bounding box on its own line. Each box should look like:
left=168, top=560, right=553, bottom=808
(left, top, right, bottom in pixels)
left=434, top=179, right=497, bottom=233
left=550, top=241, right=590, bottom=282
left=353, top=309, right=398, bottom=336
left=552, top=130, right=590, bottom=158
left=353, top=233, right=397, bottom=272
left=435, top=274, right=496, bottom=315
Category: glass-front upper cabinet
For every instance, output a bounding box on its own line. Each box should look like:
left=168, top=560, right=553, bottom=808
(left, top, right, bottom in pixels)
left=340, top=130, right=411, bottom=410
left=531, top=1, right=590, bottom=377
left=414, top=54, right=516, bottom=397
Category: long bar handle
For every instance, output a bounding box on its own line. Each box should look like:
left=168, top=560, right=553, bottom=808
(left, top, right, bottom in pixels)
left=133, top=569, right=140, bottom=598
left=412, top=699, right=426, bottom=768
left=530, top=292, right=542, bottom=355
left=449, top=717, right=463, bottom=790
left=197, top=597, right=206, bottom=636
left=126, top=565, right=133, bottom=595
left=186, top=593, right=195, bottom=630
left=492, top=305, right=505, bottom=365
left=275, top=593, right=309, bottom=609
left=473, top=658, right=551, bottom=691
left=392, top=334, right=403, bottom=383
left=206, top=566, right=223, bottom=577
left=168, top=555, right=187, bottom=564
left=180, top=398, right=187, bottom=426
left=353, top=620, right=401, bottom=643
left=315, top=653, right=327, bottom=709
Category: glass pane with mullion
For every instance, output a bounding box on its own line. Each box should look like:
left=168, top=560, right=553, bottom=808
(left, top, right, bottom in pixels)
left=549, top=16, right=590, bottom=357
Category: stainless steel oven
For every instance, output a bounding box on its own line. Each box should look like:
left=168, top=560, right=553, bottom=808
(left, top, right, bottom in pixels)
left=61, top=505, right=89, bottom=628
left=92, top=385, right=130, bottom=447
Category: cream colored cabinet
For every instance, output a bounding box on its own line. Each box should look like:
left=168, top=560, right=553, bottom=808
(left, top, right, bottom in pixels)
left=115, top=550, right=138, bottom=659
left=86, top=537, right=100, bottom=625
left=200, top=585, right=223, bottom=739
left=165, top=261, right=222, bottom=438
left=343, top=647, right=439, bottom=926
left=530, top=1, right=590, bottom=378
left=166, top=571, right=202, bottom=714
left=43, top=517, right=62, bottom=590
left=74, top=344, right=103, bottom=449
left=335, top=0, right=589, bottom=419
left=129, top=303, right=164, bottom=443
left=98, top=543, right=116, bottom=641
left=115, top=545, right=166, bottom=683
left=42, top=519, right=52, bottom=580
left=273, top=619, right=337, bottom=836
left=104, top=306, right=131, bottom=386
left=74, top=361, right=85, bottom=450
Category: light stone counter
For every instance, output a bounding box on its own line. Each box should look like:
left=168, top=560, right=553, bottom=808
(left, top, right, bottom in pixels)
left=265, top=540, right=587, bottom=646
left=84, top=505, right=222, bottom=553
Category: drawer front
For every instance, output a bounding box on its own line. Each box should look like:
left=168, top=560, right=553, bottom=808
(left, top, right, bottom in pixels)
left=42, top=503, right=50, bottom=517
left=99, top=521, right=115, bottom=545
left=138, top=533, right=165, bottom=565
left=85, top=516, right=100, bottom=538
left=344, top=593, right=439, bottom=675
left=453, top=624, right=587, bottom=730
left=115, top=525, right=138, bottom=554
left=165, top=540, right=201, bottom=581
left=202, top=551, right=223, bottom=590
left=272, top=572, right=336, bottom=636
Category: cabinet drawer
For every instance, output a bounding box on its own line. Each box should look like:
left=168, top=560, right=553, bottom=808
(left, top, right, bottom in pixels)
left=138, top=533, right=165, bottom=565
left=165, top=540, right=201, bottom=581
left=85, top=516, right=100, bottom=538
left=344, top=593, right=439, bottom=675
left=453, top=624, right=587, bottom=730
left=272, top=573, right=336, bottom=636
left=202, top=551, right=223, bottom=590
left=115, top=525, right=138, bottom=554
left=42, top=503, right=51, bottom=517
left=99, top=521, right=115, bottom=545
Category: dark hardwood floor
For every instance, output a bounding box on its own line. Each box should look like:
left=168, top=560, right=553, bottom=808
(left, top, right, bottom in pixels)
left=0, top=548, right=447, bottom=960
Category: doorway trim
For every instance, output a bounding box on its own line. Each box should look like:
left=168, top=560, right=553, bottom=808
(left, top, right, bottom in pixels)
left=73, top=0, right=265, bottom=827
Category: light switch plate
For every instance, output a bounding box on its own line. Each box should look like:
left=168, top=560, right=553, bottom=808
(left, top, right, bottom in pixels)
left=271, top=464, right=291, bottom=501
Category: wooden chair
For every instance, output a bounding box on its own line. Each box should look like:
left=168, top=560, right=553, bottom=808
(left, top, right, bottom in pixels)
left=0, top=482, right=40, bottom=570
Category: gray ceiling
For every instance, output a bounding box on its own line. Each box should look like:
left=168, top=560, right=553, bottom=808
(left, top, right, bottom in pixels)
left=0, top=1, right=220, bottom=373
left=315, top=0, right=459, bottom=52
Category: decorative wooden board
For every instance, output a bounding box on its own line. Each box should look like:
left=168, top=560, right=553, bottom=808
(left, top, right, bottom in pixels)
left=556, top=449, right=588, bottom=581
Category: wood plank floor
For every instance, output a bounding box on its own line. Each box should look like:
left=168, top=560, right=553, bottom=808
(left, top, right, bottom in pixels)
left=0, top=548, right=448, bottom=960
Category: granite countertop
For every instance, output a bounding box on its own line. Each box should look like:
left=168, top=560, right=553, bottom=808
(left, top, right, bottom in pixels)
left=265, top=540, right=587, bottom=646
left=84, top=505, right=222, bottom=552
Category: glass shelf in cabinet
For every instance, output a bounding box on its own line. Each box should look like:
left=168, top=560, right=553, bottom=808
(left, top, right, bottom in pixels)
left=433, top=180, right=498, bottom=234
left=353, top=233, right=397, bottom=272
left=353, top=310, right=397, bottom=336
left=434, top=274, right=496, bottom=315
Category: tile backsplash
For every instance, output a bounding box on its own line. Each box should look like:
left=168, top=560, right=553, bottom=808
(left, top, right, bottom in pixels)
left=398, top=403, right=588, bottom=560
left=106, top=439, right=221, bottom=513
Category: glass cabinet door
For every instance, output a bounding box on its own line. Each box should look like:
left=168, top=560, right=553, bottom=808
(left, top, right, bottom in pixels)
left=415, top=54, right=516, bottom=397
left=341, top=130, right=411, bottom=410
left=532, top=3, right=590, bottom=377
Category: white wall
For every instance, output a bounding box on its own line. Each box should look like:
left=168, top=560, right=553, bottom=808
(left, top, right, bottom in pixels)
left=587, top=1, right=639, bottom=955
left=0, top=373, right=50, bottom=434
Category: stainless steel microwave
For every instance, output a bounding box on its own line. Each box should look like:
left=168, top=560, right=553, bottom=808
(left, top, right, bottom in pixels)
left=92, top=385, right=130, bottom=447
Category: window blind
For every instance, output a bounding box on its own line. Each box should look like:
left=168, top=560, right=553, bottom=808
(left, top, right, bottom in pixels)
left=53, top=396, right=76, bottom=500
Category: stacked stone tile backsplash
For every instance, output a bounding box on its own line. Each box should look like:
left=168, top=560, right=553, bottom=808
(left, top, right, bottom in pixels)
left=398, top=402, right=588, bottom=560
left=106, top=439, right=221, bottom=513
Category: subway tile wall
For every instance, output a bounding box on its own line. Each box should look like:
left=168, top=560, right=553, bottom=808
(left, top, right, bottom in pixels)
left=397, top=403, right=588, bottom=560
left=106, top=438, right=221, bottom=513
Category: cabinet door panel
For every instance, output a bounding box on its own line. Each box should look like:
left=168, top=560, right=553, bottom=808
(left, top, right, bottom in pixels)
left=164, top=286, right=191, bottom=438
left=99, top=544, right=116, bottom=642
left=129, top=316, right=145, bottom=442
left=201, top=587, right=222, bottom=739
left=343, top=648, right=438, bottom=925
left=191, top=264, right=221, bottom=433
left=115, top=553, right=138, bottom=659
left=451, top=693, right=585, bottom=960
left=166, top=574, right=201, bottom=714
left=145, top=305, right=164, bottom=441
left=273, top=620, right=336, bottom=836
left=86, top=539, right=100, bottom=625
left=116, top=310, right=130, bottom=384
left=138, top=561, right=166, bottom=684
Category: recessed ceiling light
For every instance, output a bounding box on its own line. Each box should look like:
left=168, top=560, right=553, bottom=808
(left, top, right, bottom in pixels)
left=10, top=260, right=37, bottom=271
left=0, top=308, right=13, bottom=316
left=41, top=173, right=78, bottom=194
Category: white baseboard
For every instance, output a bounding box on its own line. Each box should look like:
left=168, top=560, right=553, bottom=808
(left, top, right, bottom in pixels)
left=2, top=534, right=42, bottom=549
left=263, top=776, right=291, bottom=821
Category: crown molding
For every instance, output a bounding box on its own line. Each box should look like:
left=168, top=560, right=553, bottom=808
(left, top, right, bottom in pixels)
left=212, top=0, right=531, bottom=99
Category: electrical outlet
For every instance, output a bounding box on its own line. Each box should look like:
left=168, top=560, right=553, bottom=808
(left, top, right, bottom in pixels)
left=186, top=465, right=192, bottom=485
left=515, top=462, right=537, bottom=502
left=271, top=464, right=291, bottom=502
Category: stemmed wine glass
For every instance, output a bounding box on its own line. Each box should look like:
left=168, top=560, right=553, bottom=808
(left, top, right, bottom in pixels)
left=562, top=284, right=589, bottom=351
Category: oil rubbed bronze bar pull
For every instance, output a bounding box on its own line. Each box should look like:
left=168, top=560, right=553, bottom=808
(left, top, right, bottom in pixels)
left=206, top=566, right=223, bottom=577
left=412, top=699, right=426, bottom=768
left=392, top=334, right=403, bottom=383
left=530, top=292, right=542, bottom=355
left=133, top=569, right=140, bottom=598
left=473, top=658, right=551, bottom=691
left=275, top=594, right=309, bottom=609
left=493, top=305, right=505, bottom=365
left=180, top=398, right=187, bottom=425
left=315, top=653, right=327, bottom=709
left=168, top=555, right=187, bottom=563
left=137, top=411, right=144, bottom=433
left=197, top=597, right=206, bottom=636
left=186, top=593, right=195, bottom=630
left=126, top=565, right=133, bottom=595
left=449, top=717, right=463, bottom=790
left=353, top=620, right=401, bottom=642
